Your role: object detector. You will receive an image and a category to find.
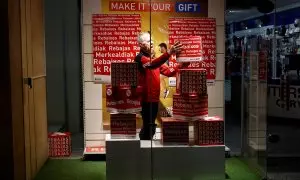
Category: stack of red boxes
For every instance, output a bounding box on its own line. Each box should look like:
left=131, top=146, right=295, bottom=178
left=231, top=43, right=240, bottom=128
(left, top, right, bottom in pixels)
left=107, top=62, right=142, bottom=136
left=106, top=62, right=142, bottom=113
left=48, top=132, right=71, bottom=157
left=161, top=68, right=224, bottom=146
left=161, top=69, right=208, bottom=144
left=194, top=116, right=224, bottom=145
left=173, top=69, right=208, bottom=120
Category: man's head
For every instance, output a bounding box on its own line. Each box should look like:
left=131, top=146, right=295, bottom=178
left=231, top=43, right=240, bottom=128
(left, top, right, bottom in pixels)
left=158, top=43, right=168, bottom=53
left=137, top=32, right=154, bottom=55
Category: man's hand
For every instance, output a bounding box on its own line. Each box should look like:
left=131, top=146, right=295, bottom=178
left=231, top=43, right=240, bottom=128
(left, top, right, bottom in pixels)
left=168, top=41, right=183, bottom=55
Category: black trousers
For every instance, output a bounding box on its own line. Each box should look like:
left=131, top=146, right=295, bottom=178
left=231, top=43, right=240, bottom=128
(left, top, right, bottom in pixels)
left=139, top=102, right=159, bottom=140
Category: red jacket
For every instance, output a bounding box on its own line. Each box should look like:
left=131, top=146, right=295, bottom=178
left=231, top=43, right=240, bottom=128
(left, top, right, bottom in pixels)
left=135, top=52, right=179, bottom=102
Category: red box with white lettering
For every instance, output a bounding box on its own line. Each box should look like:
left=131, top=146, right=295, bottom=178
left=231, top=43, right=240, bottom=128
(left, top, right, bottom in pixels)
left=48, top=132, right=71, bottom=157
left=194, top=116, right=224, bottom=146
left=161, top=117, right=189, bottom=144
left=106, top=85, right=142, bottom=113
left=173, top=93, right=208, bottom=121
left=110, top=113, right=136, bottom=135
left=111, top=62, right=138, bottom=87
left=176, top=69, right=207, bottom=95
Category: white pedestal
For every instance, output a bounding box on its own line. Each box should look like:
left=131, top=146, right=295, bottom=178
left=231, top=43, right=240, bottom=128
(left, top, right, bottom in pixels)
left=106, top=135, right=225, bottom=180
left=106, top=134, right=140, bottom=180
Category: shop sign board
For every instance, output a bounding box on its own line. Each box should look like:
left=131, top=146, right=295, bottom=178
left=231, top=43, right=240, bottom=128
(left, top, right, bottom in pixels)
left=108, top=1, right=207, bottom=14
left=268, top=84, right=300, bottom=119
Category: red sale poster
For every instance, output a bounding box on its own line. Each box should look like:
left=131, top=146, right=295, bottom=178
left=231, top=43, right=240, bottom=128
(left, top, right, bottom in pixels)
left=92, top=14, right=141, bottom=83
left=169, top=17, right=216, bottom=81
left=259, top=51, right=267, bottom=81
left=171, top=36, right=203, bottom=62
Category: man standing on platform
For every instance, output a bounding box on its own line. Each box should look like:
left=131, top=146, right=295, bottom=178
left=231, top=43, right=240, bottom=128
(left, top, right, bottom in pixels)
left=134, top=32, right=188, bottom=140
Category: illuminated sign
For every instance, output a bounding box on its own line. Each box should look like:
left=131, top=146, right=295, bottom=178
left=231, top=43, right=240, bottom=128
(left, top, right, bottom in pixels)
left=175, top=2, right=201, bottom=13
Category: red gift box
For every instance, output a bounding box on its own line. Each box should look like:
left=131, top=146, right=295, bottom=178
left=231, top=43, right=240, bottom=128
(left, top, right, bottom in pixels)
left=111, top=62, right=138, bottom=87
left=176, top=69, right=207, bottom=95
left=106, top=85, right=142, bottom=113
left=48, top=132, right=71, bottom=157
left=110, top=113, right=136, bottom=135
left=194, top=116, right=224, bottom=146
left=161, top=117, right=190, bottom=144
left=173, top=93, right=208, bottom=120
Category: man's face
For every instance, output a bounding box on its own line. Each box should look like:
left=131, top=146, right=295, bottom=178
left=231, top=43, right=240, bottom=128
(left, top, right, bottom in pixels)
left=139, top=33, right=153, bottom=55
left=159, top=46, right=167, bottom=53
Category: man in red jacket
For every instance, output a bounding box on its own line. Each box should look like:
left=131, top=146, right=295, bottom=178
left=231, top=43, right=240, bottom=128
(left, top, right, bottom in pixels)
left=134, top=32, right=187, bottom=140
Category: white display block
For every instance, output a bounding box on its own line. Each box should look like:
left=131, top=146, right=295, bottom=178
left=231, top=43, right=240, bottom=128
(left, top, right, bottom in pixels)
left=106, top=134, right=225, bottom=180
left=106, top=135, right=141, bottom=180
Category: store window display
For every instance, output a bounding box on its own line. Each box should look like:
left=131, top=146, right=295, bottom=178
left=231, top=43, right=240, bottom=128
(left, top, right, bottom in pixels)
left=83, top=0, right=226, bottom=179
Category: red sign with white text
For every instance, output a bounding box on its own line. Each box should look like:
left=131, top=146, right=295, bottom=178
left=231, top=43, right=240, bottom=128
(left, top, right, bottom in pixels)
left=169, top=17, right=216, bottom=81
left=259, top=51, right=267, bottom=81
left=109, top=1, right=174, bottom=12
left=171, top=36, right=203, bottom=62
left=92, top=14, right=141, bottom=83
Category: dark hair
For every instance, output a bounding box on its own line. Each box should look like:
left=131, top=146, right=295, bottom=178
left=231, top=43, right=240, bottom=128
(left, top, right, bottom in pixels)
left=158, top=43, right=167, bottom=49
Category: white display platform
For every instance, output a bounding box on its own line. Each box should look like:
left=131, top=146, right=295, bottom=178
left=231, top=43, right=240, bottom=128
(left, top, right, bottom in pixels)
left=106, top=134, right=225, bottom=180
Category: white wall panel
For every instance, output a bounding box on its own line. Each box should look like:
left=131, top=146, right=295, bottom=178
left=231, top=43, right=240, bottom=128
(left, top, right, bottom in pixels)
left=85, top=110, right=103, bottom=133
left=216, top=25, right=225, bottom=54
left=84, top=82, right=102, bottom=109
left=86, top=133, right=106, bottom=140
left=208, top=0, right=225, bottom=26
left=86, top=140, right=105, bottom=147
left=208, top=81, right=224, bottom=108
left=83, top=25, right=92, bottom=54
left=215, top=54, right=225, bottom=81
left=83, top=54, right=93, bottom=81
left=83, top=0, right=100, bottom=25
left=208, top=108, right=224, bottom=119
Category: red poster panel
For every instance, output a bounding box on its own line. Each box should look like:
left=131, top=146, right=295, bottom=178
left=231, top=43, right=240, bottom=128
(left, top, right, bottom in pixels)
left=92, top=14, right=141, bottom=83
left=173, top=36, right=203, bottom=62
left=169, top=17, right=216, bottom=81
left=259, top=51, right=267, bottom=81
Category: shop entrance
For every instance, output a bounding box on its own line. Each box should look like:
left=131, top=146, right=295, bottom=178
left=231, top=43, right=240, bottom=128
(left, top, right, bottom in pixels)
left=227, top=0, right=300, bottom=179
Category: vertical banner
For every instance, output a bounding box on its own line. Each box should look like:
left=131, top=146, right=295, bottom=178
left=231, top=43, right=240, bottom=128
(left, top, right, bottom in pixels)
left=92, top=14, right=141, bottom=83
left=169, top=17, right=216, bottom=81
left=259, top=50, right=267, bottom=81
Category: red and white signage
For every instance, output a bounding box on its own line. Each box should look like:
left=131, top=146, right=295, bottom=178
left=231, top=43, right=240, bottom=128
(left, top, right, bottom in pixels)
left=172, top=36, right=203, bottom=62
left=92, top=14, right=141, bottom=83
left=161, top=117, right=189, bottom=144
left=110, top=113, right=136, bottom=135
left=85, top=146, right=106, bottom=154
left=259, top=51, right=267, bottom=81
left=169, top=17, right=216, bottom=81
left=109, top=1, right=174, bottom=12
